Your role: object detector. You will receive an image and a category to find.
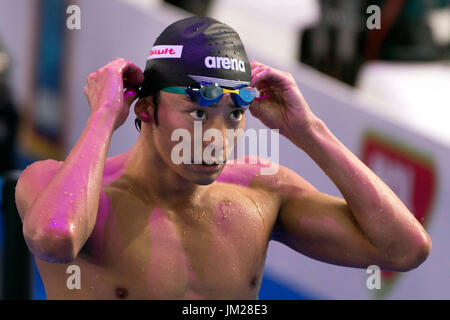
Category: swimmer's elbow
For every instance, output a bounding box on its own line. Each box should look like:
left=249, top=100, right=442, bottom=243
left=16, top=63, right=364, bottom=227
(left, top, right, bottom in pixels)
left=23, top=224, right=78, bottom=263
left=405, top=242, right=431, bottom=271
left=388, top=236, right=432, bottom=272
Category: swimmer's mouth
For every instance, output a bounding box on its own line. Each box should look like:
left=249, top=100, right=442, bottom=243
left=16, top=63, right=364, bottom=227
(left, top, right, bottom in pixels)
left=190, top=160, right=224, bottom=167
left=200, top=161, right=222, bottom=166
left=189, top=160, right=224, bottom=173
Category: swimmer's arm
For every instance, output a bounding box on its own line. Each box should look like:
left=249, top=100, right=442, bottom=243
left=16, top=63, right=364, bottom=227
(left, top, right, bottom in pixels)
left=15, top=109, right=115, bottom=263
left=275, top=118, right=431, bottom=272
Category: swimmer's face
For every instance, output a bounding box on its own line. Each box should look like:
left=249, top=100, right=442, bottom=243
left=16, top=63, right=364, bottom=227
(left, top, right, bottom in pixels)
left=150, top=88, right=247, bottom=185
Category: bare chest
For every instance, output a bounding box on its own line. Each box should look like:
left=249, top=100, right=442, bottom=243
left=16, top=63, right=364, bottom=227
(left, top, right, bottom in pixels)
left=78, top=186, right=275, bottom=299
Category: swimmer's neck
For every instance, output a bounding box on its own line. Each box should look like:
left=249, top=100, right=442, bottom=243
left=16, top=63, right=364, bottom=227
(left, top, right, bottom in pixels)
left=118, top=137, right=210, bottom=205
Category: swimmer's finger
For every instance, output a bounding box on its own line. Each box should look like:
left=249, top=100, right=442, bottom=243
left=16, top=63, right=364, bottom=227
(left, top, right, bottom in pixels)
left=121, top=62, right=144, bottom=90
left=251, top=65, right=264, bottom=77
left=251, top=66, right=294, bottom=89
left=250, top=60, right=265, bottom=70
left=251, top=67, right=276, bottom=88
left=124, top=89, right=138, bottom=107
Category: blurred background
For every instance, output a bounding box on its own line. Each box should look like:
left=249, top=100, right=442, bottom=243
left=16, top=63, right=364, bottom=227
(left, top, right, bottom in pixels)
left=0, top=0, right=449, bottom=299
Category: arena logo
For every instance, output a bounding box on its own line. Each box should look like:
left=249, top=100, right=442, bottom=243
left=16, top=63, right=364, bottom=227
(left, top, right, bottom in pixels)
left=170, top=121, right=279, bottom=175
left=204, top=56, right=246, bottom=72
left=147, top=45, right=183, bottom=60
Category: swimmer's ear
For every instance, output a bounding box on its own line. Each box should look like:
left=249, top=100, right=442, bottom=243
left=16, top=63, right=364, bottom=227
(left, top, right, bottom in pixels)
left=134, top=97, right=154, bottom=123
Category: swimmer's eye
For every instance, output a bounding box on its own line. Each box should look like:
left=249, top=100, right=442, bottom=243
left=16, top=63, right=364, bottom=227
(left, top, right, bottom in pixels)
left=190, top=110, right=206, bottom=121
left=229, top=109, right=244, bottom=121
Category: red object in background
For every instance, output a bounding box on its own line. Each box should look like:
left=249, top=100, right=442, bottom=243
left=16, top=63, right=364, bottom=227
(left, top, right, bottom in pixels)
left=361, top=132, right=436, bottom=282
left=364, top=0, right=407, bottom=61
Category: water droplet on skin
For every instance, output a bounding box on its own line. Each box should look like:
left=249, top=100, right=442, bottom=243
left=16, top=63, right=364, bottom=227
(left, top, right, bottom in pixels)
left=69, top=193, right=73, bottom=197
left=80, top=189, right=84, bottom=193
left=219, top=201, right=234, bottom=220
left=64, top=191, right=68, bottom=195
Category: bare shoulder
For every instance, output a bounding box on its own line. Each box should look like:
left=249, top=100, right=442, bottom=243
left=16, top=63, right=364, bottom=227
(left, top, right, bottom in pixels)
left=103, top=152, right=129, bottom=177
left=15, top=159, right=63, bottom=221
left=16, top=159, right=63, bottom=192
left=219, top=155, right=316, bottom=199
left=15, top=152, right=129, bottom=220
left=218, top=156, right=317, bottom=239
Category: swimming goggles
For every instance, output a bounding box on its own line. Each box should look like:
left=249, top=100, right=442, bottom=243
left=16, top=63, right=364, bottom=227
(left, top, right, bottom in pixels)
left=161, top=82, right=259, bottom=107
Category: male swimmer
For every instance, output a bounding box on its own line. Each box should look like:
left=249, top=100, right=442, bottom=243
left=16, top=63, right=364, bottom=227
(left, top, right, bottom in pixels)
left=15, top=16, right=430, bottom=299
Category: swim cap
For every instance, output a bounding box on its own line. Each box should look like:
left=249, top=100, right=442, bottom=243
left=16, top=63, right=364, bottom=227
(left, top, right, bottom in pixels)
left=138, top=16, right=251, bottom=98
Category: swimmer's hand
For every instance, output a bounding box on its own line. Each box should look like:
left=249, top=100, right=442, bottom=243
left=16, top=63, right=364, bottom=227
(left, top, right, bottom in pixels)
left=84, top=57, right=144, bottom=131
left=250, top=60, right=316, bottom=146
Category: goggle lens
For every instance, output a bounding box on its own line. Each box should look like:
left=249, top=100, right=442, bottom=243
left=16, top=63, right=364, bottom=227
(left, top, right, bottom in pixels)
left=162, top=82, right=259, bottom=107
left=200, top=84, right=223, bottom=100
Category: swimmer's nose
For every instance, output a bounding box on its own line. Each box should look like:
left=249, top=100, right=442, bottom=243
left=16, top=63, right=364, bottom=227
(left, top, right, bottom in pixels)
left=202, top=134, right=220, bottom=148
left=202, top=120, right=229, bottom=145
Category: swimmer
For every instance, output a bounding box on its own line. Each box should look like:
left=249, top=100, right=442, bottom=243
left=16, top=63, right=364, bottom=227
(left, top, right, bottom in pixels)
left=14, top=16, right=431, bottom=299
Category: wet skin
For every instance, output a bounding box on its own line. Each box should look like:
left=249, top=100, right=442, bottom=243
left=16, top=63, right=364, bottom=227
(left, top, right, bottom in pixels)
left=28, top=85, right=286, bottom=299
left=19, top=58, right=431, bottom=299
left=34, top=154, right=281, bottom=299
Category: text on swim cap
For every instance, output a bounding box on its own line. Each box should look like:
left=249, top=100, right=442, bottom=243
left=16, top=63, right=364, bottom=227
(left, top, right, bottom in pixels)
left=147, top=45, right=183, bottom=60
left=204, top=56, right=245, bottom=72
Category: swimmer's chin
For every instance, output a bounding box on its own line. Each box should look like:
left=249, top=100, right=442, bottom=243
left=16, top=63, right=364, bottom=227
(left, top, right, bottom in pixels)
left=192, top=178, right=217, bottom=185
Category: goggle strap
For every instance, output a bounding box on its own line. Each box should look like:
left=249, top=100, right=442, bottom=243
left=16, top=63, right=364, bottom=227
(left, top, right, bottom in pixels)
left=161, top=84, right=259, bottom=106
left=161, top=87, right=187, bottom=94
